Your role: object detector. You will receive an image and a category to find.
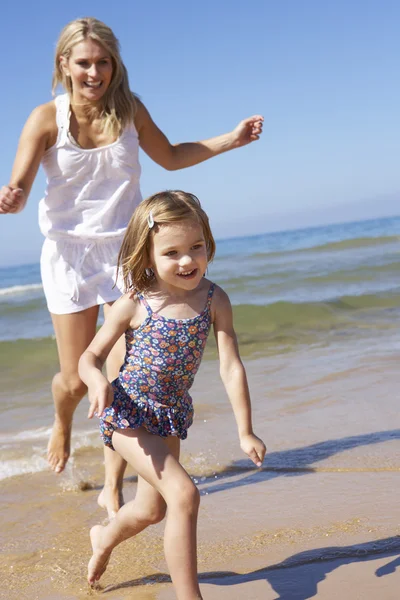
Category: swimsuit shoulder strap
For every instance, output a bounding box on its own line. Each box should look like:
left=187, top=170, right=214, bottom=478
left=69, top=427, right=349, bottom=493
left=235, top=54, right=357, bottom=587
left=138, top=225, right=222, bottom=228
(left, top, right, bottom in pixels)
left=205, top=282, right=216, bottom=310
left=137, top=293, right=153, bottom=318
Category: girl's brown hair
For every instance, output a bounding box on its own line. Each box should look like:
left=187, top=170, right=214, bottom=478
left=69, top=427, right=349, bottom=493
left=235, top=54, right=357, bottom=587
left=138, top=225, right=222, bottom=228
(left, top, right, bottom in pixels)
left=117, top=190, right=216, bottom=293
left=52, top=17, right=137, bottom=138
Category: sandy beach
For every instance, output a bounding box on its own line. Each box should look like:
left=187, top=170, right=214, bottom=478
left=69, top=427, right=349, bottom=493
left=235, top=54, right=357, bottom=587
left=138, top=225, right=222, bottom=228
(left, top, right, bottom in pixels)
left=2, top=340, right=400, bottom=600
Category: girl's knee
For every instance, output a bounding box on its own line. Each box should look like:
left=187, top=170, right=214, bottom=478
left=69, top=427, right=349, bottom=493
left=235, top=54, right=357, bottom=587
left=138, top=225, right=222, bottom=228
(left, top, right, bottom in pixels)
left=147, top=502, right=167, bottom=525
left=169, top=479, right=200, bottom=514
left=136, top=500, right=167, bottom=526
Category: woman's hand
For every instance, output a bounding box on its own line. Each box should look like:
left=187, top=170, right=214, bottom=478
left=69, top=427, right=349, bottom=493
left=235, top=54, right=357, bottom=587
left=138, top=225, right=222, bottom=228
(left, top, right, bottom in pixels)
left=87, top=375, right=114, bottom=419
left=232, top=115, right=264, bottom=148
left=240, top=433, right=267, bottom=467
left=0, top=186, right=26, bottom=214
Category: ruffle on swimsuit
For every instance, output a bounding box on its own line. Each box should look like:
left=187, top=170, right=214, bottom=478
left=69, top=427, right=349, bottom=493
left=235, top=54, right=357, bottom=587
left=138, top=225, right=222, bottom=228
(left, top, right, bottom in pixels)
left=99, top=283, right=215, bottom=449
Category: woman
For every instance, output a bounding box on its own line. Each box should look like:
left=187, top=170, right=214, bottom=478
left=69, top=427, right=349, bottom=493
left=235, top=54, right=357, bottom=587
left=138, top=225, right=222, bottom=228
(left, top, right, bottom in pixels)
left=0, top=17, right=263, bottom=519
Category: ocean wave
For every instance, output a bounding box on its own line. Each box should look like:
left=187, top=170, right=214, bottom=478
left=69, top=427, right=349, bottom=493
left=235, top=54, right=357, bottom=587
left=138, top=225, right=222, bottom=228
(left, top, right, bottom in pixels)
left=0, top=291, right=398, bottom=358
left=0, top=427, right=53, bottom=444
left=232, top=292, right=400, bottom=331
left=0, top=456, right=48, bottom=481
left=248, top=235, right=399, bottom=260
left=302, top=235, right=400, bottom=253
left=216, top=260, right=400, bottom=289
left=0, top=428, right=100, bottom=481
left=300, top=261, right=400, bottom=286
left=0, top=283, right=43, bottom=296
left=0, top=426, right=98, bottom=446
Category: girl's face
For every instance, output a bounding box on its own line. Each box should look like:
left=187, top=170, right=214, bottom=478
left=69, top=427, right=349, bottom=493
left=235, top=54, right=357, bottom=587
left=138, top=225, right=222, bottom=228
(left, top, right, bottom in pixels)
left=149, top=220, right=208, bottom=293
left=61, top=39, right=113, bottom=103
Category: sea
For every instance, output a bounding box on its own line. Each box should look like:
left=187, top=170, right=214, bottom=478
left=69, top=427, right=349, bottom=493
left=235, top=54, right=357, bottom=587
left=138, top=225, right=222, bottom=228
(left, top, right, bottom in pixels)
left=0, top=215, right=400, bottom=483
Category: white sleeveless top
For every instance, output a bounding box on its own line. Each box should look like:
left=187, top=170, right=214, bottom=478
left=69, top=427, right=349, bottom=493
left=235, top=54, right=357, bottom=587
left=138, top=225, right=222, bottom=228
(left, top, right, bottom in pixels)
left=39, top=94, right=142, bottom=241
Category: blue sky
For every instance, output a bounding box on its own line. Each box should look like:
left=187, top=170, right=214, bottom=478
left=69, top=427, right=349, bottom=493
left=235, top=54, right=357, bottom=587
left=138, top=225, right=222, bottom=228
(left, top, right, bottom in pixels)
left=1, top=1, right=400, bottom=266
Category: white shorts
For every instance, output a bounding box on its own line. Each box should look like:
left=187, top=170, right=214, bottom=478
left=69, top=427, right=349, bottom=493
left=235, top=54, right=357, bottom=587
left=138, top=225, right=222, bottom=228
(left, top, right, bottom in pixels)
left=40, top=237, right=124, bottom=315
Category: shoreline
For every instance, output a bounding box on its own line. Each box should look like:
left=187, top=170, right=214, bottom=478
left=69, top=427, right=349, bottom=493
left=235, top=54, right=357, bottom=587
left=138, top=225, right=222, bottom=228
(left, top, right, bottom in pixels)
left=2, top=346, right=400, bottom=599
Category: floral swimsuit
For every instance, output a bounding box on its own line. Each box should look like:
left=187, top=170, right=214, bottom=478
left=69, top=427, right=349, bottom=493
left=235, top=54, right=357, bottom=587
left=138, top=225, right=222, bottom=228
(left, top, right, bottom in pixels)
left=100, top=283, right=215, bottom=449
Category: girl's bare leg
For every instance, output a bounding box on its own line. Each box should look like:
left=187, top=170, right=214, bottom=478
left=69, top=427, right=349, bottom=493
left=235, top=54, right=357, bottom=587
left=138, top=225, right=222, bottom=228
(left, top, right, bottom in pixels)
left=89, top=466, right=170, bottom=583
left=98, top=302, right=128, bottom=519
left=88, top=428, right=202, bottom=600
left=48, top=306, right=99, bottom=473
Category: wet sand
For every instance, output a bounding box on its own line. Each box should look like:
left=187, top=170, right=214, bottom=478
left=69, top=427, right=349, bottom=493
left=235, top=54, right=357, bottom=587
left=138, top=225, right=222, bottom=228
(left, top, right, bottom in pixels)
left=2, top=343, right=400, bottom=599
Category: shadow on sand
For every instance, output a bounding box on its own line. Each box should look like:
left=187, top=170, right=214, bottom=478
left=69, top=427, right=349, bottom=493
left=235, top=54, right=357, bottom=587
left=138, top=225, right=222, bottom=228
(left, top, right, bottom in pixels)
left=199, top=429, right=400, bottom=496
left=102, top=536, right=400, bottom=599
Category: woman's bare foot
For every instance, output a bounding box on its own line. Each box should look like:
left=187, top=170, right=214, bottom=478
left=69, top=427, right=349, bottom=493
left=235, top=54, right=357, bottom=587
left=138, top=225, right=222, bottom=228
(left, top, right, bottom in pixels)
left=88, top=524, right=112, bottom=585
left=47, top=418, right=71, bottom=473
left=98, top=485, right=124, bottom=520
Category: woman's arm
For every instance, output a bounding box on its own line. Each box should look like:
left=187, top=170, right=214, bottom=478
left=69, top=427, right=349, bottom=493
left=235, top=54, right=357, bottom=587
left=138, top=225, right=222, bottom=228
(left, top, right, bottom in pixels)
left=78, top=295, right=135, bottom=418
left=135, top=100, right=263, bottom=171
left=0, top=102, right=56, bottom=214
left=213, top=286, right=266, bottom=467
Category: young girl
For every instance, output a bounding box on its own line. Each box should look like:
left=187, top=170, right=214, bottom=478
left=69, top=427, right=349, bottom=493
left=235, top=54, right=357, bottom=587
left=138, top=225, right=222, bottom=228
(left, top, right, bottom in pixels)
left=78, top=190, right=266, bottom=598
left=0, top=16, right=263, bottom=518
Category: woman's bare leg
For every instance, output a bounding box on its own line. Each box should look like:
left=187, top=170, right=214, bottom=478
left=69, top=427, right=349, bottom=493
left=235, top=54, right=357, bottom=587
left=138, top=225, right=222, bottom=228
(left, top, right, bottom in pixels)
left=48, top=306, right=99, bottom=473
left=88, top=429, right=202, bottom=599
left=98, top=302, right=128, bottom=518
left=99, top=446, right=126, bottom=519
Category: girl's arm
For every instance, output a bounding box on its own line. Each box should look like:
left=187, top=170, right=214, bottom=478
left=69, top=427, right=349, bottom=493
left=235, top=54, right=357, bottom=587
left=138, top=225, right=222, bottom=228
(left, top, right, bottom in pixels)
left=213, top=286, right=266, bottom=467
left=135, top=100, right=263, bottom=172
left=78, top=295, right=135, bottom=419
left=0, top=103, right=56, bottom=214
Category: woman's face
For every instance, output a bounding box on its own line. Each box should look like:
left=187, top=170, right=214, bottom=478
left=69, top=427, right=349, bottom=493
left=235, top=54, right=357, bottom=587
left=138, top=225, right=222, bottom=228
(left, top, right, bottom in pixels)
left=61, top=38, right=113, bottom=103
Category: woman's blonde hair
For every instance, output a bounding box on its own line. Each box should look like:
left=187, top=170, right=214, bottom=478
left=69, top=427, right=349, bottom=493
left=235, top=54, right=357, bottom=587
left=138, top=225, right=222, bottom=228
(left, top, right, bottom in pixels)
left=52, top=17, right=137, bottom=137
left=117, top=190, right=216, bottom=293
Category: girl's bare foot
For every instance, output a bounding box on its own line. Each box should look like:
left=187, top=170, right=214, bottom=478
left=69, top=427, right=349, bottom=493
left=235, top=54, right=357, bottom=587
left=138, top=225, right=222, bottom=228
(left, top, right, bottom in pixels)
left=47, top=418, right=71, bottom=473
left=88, top=525, right=112, bottom=585
left=98, top=485, right=124, bottom=520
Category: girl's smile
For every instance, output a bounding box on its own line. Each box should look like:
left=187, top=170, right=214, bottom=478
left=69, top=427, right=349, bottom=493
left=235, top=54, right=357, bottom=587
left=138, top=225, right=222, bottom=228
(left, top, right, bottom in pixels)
left=176, top=268, right=198, bottom=279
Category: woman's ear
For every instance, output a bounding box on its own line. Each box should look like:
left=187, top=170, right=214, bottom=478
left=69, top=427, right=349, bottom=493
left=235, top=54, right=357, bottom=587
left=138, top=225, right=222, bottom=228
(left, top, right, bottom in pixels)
left=59, top=55, right=70, bottom=77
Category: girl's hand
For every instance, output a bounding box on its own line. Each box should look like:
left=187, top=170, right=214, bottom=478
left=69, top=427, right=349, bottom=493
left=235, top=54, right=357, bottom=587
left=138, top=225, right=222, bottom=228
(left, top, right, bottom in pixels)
left=87, top=377, right=114, bottom=419
left=240, top=433, right=266, bottom=467
left=0, top=186, right=26, bottom=214
left=232, top=115, right=264, bottom=148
